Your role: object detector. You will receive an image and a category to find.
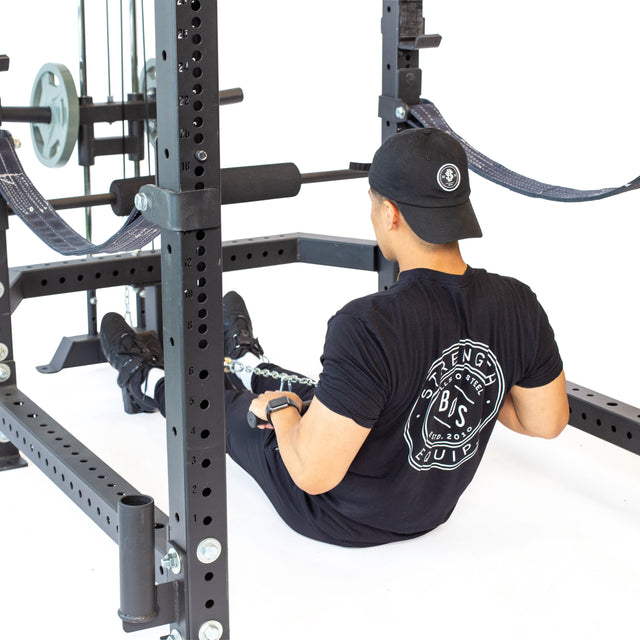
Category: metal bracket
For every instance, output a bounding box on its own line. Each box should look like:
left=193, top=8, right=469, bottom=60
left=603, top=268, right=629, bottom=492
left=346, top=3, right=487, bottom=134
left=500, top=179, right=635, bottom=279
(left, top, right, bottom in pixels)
left=378, top=95, right=411, bottom=122
left=139, top=184, right=220, bottom=232
left=398, top=33, right=441, bottom=50
left=121, top=581, right=179, bottom=633
left=0, top=439, right=28, bottom=471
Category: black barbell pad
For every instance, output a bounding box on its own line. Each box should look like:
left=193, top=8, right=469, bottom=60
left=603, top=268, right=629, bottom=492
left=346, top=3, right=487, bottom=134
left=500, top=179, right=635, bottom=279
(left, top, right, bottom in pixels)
left=110, top=163, right=302, bottom=216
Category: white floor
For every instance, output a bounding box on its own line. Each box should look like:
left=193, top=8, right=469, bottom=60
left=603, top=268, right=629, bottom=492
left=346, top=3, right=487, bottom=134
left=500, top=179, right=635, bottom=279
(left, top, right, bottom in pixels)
left=1, top=2, right=639, bottom=637
left=1, top=298, right=639, bottom=640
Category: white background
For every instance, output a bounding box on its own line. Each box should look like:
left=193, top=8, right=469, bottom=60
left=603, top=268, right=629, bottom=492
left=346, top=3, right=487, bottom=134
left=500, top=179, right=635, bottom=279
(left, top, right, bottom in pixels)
left=0, top=1, right=639, bottom=639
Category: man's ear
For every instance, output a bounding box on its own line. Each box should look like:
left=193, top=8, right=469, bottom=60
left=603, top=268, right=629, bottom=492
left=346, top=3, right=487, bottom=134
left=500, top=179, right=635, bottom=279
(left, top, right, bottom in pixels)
left=383, top=200, right=401, bottom=231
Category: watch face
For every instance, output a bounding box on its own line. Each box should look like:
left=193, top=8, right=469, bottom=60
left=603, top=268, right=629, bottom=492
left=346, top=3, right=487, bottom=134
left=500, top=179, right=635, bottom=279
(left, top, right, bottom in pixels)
left=271, top=397, right=289, bottom=409
left=266, top=396, right=297, bottom=425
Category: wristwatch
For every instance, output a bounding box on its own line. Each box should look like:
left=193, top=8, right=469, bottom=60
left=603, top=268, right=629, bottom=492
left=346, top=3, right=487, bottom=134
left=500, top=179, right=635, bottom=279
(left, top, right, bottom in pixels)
left=265, top=396, right=300, bottom=426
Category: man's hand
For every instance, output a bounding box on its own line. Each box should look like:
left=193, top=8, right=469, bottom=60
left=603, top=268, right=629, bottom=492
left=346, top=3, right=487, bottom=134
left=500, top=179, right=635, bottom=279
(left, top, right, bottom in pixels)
left=249, top=390, right=303, bottom=430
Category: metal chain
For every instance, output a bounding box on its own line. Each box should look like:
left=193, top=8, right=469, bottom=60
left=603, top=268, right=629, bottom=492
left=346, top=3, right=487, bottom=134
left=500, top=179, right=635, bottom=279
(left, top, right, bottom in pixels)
left=224, top=357, right=318, bottom=388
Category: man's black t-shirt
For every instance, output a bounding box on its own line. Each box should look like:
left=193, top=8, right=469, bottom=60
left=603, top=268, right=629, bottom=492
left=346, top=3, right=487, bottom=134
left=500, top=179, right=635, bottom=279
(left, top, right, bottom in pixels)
left=305, top=266, right=563, bottom=546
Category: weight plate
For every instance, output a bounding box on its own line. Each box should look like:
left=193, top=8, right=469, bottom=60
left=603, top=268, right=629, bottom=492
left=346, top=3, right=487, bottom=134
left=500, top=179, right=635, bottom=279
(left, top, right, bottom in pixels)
left=30, top=63, right=79, bottom=168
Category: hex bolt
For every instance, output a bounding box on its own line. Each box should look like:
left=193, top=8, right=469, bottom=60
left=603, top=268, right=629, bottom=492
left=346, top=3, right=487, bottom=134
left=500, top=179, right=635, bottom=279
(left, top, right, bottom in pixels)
left=198, top=621, right=223, bottom=640
left=0, top=363, right=11, bottom=383
left=195, top=149, right=208, bottom=162
left=394, top=105, right=407, bottom=121
left=134, top=192, right=149, bottom=212
left=161, top=547, right=182, bottom=575
left=196, top=538, right=222, bottom=564
left=0, top=343, right=9, bottom=361
left=0, top=431, right=9, bottom=444
left=168, top=629, right=183, bottom=640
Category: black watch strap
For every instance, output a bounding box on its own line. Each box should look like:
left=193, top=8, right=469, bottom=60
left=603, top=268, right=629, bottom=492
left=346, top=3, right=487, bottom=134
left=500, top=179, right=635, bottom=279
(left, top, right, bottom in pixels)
left=265, top=396, right=300, bottom=426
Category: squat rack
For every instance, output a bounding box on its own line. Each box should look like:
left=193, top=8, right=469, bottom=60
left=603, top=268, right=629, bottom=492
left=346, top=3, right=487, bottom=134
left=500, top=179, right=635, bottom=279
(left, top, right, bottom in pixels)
left=0, top=2, right=638, bottom=639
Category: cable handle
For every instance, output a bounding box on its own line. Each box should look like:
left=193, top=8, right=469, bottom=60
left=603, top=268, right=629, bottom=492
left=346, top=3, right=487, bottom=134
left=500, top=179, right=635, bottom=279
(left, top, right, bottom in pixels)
left=247, top=400, right=311, bottom=428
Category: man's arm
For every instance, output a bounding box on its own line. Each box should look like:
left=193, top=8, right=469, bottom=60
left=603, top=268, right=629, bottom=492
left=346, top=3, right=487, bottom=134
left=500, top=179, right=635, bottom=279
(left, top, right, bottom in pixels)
left=498, top=371, right=569, bottom=439
left=249, top=391, right=370, bottom=495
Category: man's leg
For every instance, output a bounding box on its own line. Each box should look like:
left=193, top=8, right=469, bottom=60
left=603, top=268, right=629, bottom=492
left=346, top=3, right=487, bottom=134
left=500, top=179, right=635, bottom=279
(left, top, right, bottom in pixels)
left=99, top=295, right=328, bottom=540
left=99, top=312, right=164, bottom=414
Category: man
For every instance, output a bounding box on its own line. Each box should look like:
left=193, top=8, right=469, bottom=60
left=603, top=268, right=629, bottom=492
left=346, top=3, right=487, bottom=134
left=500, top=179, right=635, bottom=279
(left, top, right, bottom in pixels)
left=100, top=128, right=569, bottom=547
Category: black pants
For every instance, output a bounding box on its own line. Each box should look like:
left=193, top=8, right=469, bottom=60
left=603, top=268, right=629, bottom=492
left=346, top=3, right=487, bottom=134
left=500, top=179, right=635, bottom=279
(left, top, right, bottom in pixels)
left=154, top=365, right=330, bottom=542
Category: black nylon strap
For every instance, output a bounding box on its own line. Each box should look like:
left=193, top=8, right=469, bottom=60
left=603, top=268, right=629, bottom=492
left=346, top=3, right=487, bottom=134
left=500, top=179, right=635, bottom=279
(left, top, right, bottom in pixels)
left=0, top=130, right=159, bottom=255
left=410, top=101, right=640, bottom=203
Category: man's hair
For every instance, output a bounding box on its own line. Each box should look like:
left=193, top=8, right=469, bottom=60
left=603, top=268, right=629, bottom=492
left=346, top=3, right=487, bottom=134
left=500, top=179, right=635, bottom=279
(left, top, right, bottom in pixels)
left=369, top=187, right=391, bottom=206
left=369, top=188, right=458, bottom=251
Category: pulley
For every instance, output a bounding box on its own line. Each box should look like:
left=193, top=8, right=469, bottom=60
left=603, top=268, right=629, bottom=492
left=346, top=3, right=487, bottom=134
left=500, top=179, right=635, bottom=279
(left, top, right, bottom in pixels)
left=30, top=63, right=79, bottom=167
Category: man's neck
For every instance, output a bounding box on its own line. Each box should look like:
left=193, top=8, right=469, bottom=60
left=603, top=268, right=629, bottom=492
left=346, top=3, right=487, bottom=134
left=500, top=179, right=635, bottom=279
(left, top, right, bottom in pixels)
left=397, top=244, right=467, bottom=275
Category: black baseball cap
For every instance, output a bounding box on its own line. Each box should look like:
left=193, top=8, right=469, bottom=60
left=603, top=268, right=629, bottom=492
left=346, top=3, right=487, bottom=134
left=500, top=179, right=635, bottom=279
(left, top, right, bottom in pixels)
left=368, top=128, right=482, bottom=244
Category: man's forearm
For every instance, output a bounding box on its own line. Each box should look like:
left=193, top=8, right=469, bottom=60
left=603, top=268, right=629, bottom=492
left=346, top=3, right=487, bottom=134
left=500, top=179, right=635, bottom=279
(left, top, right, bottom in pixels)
left=271, top=408, right=313, bottom=491
left=498, top=392, right=529, bottom=435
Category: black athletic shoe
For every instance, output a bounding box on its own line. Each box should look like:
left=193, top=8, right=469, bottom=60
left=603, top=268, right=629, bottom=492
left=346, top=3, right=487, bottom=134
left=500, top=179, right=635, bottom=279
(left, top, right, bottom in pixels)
left=223, top=291, right=264, bottom=390
left=99, top=312, right=164, bottom=414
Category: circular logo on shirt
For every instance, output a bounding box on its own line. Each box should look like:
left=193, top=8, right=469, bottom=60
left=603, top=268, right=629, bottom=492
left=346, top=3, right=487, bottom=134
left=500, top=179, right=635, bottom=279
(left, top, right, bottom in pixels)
left=437, top=163, right=461, bottom=191
left=404, top=340, right=505, bottom=471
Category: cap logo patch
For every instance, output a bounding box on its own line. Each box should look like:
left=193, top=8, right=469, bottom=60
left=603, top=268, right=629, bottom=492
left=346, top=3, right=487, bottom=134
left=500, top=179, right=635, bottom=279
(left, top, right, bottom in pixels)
left=437, top=163, right=461, bottom=192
